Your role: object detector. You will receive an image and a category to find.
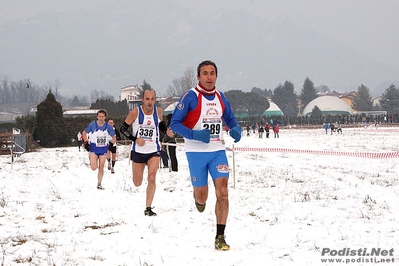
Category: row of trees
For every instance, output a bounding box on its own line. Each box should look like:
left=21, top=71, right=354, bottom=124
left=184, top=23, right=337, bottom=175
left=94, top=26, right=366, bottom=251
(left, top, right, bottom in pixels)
left=0, top=76, right=117, bottom=113
left=90, top=99, right=129, bottom=117
left=165, top=68, right=399, bottom=117
left=0, top=78, right=49, bottom=113
left=4, top=68, right=398, bottom=121
left=13, top=91, right=129, bottom=147
left=1, top=69, right=397, bottom=148
left=373, top=84, right=399, bottom=113
left=224, top=90, right=270, bottom=117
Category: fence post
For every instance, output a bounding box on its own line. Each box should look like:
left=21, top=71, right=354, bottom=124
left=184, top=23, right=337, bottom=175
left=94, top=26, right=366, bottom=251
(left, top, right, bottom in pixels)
left=232, top=144, right=236, bottom=189
left=10, top=146, right=14, bottom=169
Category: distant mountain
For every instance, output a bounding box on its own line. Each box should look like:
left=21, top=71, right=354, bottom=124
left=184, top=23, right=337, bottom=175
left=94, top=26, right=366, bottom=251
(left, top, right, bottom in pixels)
left=1, top=0, right=398, bottom=99
left=373, top=80, right=399, bottom=96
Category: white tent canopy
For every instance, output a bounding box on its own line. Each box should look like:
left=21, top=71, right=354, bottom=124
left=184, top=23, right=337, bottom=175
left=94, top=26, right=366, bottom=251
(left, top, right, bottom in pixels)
left=302, top=96, right=353, bottom=116
left=163, top=102, right=178, bottom=115
left=262, top=100, right=284, bottom=116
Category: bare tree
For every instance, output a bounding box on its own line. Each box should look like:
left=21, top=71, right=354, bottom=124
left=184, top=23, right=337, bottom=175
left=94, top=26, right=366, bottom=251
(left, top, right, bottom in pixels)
left=90, top=89, right=114, bottom=103
left=91, top=90, right=99, bottom=103
left=167, top=67, right=196, bottom=97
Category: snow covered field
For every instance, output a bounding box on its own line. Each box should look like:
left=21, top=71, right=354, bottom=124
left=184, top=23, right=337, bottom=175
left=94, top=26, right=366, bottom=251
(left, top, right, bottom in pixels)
left=1, top=126, right=398, bottom=266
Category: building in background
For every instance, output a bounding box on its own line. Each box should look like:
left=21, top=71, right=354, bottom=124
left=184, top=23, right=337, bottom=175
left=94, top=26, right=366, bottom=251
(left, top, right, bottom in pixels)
left=120, top=85, right=142, bottom=111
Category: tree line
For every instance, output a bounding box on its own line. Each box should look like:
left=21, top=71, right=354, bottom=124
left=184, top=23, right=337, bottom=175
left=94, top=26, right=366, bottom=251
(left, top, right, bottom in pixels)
left=8, top=91, right=129, bottom=147
left=4, top=68, right=398, bottom=119
left=2, top=68, right=399, bottom=148
left=0, top=76, right=117, bottom=113
left=166, top=69, right=399, bottom=119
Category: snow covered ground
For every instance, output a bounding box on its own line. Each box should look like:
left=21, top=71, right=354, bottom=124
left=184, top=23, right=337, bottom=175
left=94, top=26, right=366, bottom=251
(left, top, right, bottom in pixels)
left=1, top=126, right=398, bottom=266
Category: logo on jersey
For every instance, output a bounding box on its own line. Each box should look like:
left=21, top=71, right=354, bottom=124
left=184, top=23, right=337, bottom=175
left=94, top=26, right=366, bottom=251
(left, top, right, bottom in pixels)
left=147, top=120, right=152, bottom=125
left=177, top=102, right=184, bottom=110
left=216, top=164, right=229, bottom=173
left=206, top=107, right=219, bottom=116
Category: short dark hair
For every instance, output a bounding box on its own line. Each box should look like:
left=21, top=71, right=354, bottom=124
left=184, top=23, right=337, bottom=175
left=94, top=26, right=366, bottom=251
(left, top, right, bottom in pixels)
left=97, top=109, right=107, bottom=116
left=197, top=60, right=218, bottom=77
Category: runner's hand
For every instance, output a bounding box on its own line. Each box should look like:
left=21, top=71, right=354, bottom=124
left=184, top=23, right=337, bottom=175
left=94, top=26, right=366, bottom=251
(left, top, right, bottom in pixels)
left=229, top=126, right=242, bottom=143
left=192, top=129, right=211, bottom=143
left=84, top=142, right=90, bottom=152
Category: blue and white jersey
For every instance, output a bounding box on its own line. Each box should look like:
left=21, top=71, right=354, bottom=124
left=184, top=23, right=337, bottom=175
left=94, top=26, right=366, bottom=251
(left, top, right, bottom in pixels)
left=131, top=106, right=161, bottom=154
left=85, top=121, right=116, bottom=155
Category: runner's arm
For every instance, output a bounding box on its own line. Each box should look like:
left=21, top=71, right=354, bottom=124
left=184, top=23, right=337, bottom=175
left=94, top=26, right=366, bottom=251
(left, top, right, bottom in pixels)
left=120, top=108, right=138, bottom=141
left=170, top=91, right=198, bottom=139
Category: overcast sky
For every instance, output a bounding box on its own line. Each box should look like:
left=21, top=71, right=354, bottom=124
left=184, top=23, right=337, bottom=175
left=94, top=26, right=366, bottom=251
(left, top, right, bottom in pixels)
left=2, top=0, right=398, bottom=67
left=0, top=0, right=399, bottom=99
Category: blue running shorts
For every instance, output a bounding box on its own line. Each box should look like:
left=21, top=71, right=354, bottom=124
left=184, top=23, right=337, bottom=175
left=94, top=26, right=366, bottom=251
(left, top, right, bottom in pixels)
left=93, top=151, right=107, bottom=157
left=186, top=150, right=229, bottom=187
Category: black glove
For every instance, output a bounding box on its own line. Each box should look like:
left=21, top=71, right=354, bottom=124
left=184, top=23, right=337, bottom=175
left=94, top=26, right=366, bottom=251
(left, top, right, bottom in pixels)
left=84, top=141, right=90, bottom=152
left=109, top=141, right=114, bottom=148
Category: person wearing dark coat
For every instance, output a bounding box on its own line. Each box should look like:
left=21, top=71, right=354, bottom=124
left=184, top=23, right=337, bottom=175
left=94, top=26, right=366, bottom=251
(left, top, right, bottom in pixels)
left=258, top=125, right=264, bottom=138
left=164, top=113, right=178, bottom=172
left=265, top=123, right=270, bottom=138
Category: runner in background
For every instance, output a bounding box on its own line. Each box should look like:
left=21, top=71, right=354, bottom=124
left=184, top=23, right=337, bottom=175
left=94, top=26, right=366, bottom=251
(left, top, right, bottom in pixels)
left=83, top=110, right=116, bottom=190
left=106, top=119, right=121, bottom=174
left=77, top=131, right=82, bottom=151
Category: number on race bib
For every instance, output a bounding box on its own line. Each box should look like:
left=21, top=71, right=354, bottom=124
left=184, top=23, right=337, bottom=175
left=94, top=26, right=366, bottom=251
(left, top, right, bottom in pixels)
left=139, top=128, right=154, bottom=137
left=96, top=136, right=107, bottom=147
left=203, top=123, right=221, bottom=134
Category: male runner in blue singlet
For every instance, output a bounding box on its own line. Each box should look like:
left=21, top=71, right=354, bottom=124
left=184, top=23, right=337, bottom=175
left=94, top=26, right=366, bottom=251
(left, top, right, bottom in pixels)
left=83, top=110, right=116, bottom=190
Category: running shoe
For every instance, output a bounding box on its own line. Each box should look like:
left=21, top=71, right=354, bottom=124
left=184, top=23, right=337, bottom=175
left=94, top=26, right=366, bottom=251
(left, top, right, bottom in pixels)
left=144, top=207, right=157, bottom=216
left=215, top=235, right=230, bottom=251
left=195, top=201, right=206, bottom=213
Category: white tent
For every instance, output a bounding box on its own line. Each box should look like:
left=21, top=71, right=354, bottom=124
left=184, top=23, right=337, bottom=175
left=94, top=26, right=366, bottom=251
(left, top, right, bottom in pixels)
left=262, top=100, right=284, bottom=116
left=302, top=96, right=353, bottom=116
left=163, top=102, right=178, bottom=115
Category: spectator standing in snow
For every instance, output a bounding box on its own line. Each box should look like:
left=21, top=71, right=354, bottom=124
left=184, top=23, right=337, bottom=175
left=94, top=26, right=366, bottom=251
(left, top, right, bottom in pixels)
left=265, top=123, right=270, bottom=138
left=160, top=133, right=169, bottom=168
left=77, top=131, right=82, bottom=151
left=163, top=113, right=178, bottom=172
left=258, top=125, right=264, bottom=138
left=330, top=122, right=335, bottom=134
left=273, top=124, right=279, bottom=138
left=323, top=123, right=328, bottom=134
